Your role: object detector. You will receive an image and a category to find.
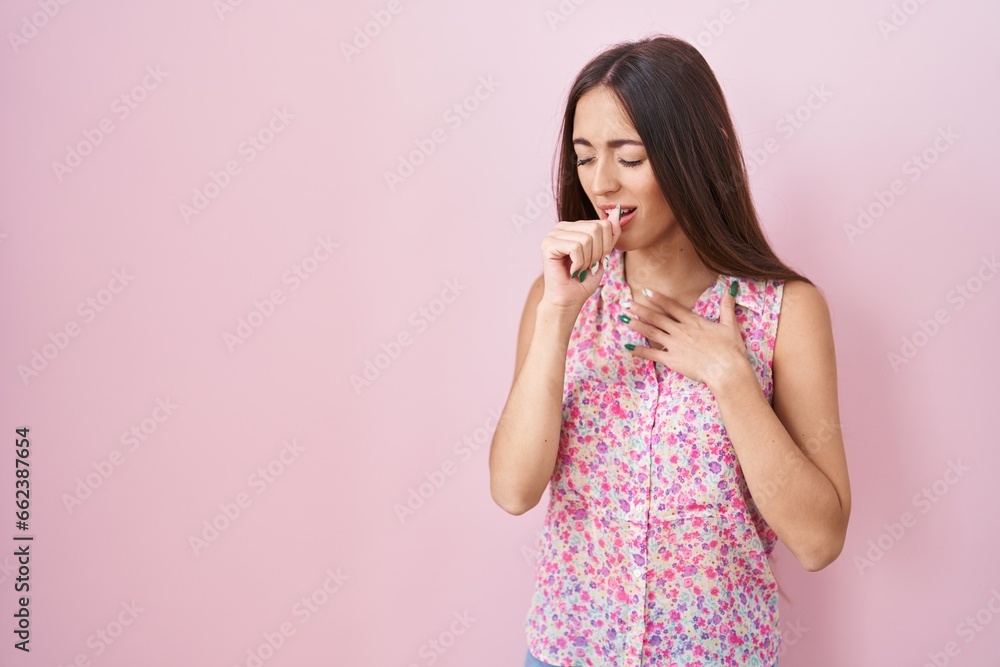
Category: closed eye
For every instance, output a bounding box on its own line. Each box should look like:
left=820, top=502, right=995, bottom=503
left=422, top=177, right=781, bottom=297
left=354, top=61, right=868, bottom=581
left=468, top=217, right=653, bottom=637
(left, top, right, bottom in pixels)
left=576, top=157, right=644, bottom=168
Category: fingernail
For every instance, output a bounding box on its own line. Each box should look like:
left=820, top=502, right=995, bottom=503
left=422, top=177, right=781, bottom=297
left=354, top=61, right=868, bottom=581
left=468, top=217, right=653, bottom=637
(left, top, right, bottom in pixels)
left=623, top=343, right=635, bottom=350
left=615, top=203, right=622, bottom=222
left=618, top=314, right=631, bottom=323
left=602, top=255, right=609, bottom=270
left=642, top=288, right=653, bottom=298
left=590, top=261, right=598, bottom=272
left=729, top=280, right=738, bottom=297
left=578, top=269, right=588, bottom=282
left=571, top=269, right=580, bottom=278
left=622, top=302, right=631, bottom=309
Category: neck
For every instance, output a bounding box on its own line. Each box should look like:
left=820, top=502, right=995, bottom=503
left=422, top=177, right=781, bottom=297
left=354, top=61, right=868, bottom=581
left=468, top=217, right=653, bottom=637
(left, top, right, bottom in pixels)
left=623, top=237, right=718, bottom=307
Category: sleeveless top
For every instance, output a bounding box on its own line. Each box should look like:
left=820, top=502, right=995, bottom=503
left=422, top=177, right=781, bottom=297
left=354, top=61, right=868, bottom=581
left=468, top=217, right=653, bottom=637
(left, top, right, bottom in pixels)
left=524, top=247, right=785, bottom=667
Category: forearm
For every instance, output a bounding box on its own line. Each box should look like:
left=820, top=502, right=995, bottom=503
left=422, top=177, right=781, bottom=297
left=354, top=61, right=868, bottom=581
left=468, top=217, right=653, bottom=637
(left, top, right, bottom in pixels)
left=489, top=302, right=577, bottom=515
left=711, top=365, right=847, bottom=571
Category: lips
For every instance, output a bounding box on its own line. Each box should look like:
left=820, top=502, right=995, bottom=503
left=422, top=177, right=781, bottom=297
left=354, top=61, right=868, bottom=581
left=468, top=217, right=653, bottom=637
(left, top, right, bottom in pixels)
left=600, top=205, right=637, bottom=225
left=600, top=205, right=635, bottom=217
left=617, top=208, right=636, bottom=226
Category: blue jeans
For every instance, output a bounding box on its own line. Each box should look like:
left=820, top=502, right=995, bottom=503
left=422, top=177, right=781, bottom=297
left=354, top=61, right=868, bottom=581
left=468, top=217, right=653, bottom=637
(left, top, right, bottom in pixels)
left=524, top=647, right=778, bottom=666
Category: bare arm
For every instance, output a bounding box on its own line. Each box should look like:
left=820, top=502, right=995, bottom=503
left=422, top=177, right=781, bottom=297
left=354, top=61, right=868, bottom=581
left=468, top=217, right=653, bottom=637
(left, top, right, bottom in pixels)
left=489, top=274, right=579, bottom=515
left=490, top=207, right=622, bottom=515
left=712, top=280, right=852, bottom=571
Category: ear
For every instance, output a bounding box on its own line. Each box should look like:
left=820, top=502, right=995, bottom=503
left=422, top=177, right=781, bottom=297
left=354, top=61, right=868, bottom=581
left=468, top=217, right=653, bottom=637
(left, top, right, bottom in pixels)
left=720, top=279, right=738, bottom=328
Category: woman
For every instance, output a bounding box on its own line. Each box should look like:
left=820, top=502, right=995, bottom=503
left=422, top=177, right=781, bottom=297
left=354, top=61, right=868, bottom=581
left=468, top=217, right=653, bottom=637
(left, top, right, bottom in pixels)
left=489, top=35, right=851, bottom=667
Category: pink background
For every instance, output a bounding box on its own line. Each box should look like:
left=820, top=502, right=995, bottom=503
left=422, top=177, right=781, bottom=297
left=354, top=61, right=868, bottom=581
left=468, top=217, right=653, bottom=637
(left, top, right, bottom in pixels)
left=2, top=1, right=998, bottom=665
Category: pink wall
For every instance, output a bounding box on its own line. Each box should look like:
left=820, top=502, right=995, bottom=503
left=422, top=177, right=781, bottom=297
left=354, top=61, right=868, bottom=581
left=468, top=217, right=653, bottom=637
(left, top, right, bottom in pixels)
left=1, top=1, right=998, bottom=665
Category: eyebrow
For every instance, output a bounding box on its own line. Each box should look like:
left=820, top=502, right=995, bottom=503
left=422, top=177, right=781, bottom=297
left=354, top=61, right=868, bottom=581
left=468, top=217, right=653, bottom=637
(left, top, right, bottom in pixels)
left=572, top=138, right=645, bottom=148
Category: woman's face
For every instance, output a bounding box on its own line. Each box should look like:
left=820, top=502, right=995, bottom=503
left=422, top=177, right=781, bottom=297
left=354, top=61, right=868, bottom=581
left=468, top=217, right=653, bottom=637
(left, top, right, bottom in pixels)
left=572, top=85, right=679, bottom=251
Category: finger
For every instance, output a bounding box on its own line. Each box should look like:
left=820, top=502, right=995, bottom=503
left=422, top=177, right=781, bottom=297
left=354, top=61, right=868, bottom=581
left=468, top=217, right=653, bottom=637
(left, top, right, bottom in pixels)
left=552, top=222, right=615, bottom=277
left=719, top=279, right=739, bottom=328
left=604, top=205, right=622, bottom=253
left=542, top=236, right=589, bottom=279
left=623, top=317, right=671, bottom=352
left=627, top=301, right=679, bottom=334
left=630, top=293, right=668, bottom=316
left=597, top=216, right=612, bottom=261
left=556, top=219, right=614, bottom=264
left=552, top=223, right=601, bottom=266
left=547, top=229, right=595, bottom=276
left=623, top=341, right=667, bottom=363
left=636, top=286, right=692, bottom=322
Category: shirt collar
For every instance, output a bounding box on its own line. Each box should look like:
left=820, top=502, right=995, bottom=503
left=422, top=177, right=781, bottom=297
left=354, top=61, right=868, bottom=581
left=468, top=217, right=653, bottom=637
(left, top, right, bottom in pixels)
left=604, top=248, right=767, bottom=319
left=708, top=273, right=767, bottom=319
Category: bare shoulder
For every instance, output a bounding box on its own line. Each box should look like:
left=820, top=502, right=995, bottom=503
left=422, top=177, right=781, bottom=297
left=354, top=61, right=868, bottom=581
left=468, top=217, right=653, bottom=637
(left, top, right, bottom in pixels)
left=772, top=278, right=839, bottom=432
left=772, top=277, right=840, bottom=431
left=775, top=279, right=833, bottom=356
left=779, top=278, right=830, bottom=319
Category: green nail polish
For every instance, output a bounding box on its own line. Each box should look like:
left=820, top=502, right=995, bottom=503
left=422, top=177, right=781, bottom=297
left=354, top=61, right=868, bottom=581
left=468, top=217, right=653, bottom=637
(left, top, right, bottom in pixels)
left=579, top=269, right=588, bottom=281
left=618, top=314, right=631, bottom=323
left=571, top=270, right=580, bottom=278
left=729, top=280, right=738, bottom=297
left=624, top=343, right=636, bottom=350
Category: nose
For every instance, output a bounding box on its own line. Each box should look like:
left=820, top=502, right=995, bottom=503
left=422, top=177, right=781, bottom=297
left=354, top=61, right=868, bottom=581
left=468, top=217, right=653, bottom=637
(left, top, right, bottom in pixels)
left=587, top=154, right=620, bottom=198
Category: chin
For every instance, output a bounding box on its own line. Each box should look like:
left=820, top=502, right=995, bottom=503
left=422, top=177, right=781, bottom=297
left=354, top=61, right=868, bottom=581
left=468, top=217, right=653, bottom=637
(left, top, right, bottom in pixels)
left=613, top=227, right=644, bottom=251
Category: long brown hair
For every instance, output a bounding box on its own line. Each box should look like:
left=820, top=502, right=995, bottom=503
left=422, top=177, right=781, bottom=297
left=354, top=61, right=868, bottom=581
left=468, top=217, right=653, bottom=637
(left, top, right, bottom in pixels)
left=553, top=34, right=812, bottom=287
left=553, top=34, right=805, bottom=600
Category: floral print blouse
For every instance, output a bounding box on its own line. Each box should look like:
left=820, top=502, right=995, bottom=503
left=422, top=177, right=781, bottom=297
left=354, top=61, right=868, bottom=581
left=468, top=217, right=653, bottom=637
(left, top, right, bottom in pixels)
left=524, top=247, right=785, bottom=666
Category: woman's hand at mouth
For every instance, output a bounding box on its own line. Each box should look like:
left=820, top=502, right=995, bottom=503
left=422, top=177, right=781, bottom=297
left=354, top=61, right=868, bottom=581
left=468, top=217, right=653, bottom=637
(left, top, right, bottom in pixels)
left=538, top=204, right=624, bottom=313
